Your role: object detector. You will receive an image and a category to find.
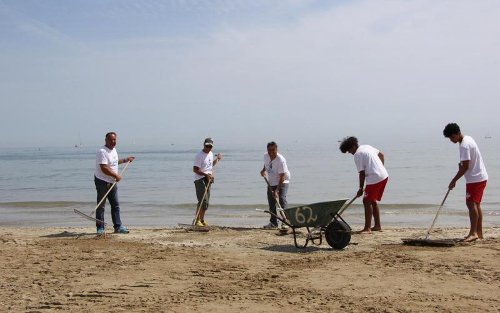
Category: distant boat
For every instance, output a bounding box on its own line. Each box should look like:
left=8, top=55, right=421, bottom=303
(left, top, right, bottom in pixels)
left=75, top=133, right=84, bottom=148
left=484, top=133, right=492, bottom=139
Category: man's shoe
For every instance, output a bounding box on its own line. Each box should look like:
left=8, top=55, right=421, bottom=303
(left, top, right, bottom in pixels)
left=263, top=222, right=278, bottom=229
left=96, top=227, right=105, bottom=234
left=114, top=226, right=129, bottom=234
left=201, top=220, right=209, bottom=226
left=195, top=219, right=204, bottom=227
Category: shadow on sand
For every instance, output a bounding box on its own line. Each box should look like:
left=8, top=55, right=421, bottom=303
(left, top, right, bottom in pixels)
left=40, top=231, right=93, bottom=238
left=260, top=244, right=329, bottom=253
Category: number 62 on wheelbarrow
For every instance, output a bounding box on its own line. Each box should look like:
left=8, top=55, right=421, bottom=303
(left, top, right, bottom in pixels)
left=259, top=198, right=353, bottom=250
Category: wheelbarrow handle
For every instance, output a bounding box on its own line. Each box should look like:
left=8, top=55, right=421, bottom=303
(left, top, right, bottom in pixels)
left=262, top=209, right=293, bottom=228
left=337, top=195, right=359, bottom=216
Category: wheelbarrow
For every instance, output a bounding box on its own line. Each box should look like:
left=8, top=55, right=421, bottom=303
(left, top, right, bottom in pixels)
left=261, top=198, right=355, bottom=249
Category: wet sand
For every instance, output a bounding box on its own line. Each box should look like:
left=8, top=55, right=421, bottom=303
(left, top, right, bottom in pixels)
left=1, top=226, right=499, bottom=312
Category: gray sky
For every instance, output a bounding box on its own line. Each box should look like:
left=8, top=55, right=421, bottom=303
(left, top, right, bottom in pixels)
left=1, top=0, right=499, bottom=148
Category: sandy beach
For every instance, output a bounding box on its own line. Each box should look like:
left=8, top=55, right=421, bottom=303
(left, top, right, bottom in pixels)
left=1, top=226, right=499, bottom=313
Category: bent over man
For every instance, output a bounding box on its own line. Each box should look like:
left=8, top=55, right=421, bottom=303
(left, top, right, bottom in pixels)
left=340, top=136, right=388, bottom=234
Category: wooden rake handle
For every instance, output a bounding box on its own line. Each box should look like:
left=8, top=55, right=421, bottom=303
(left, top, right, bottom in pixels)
left=262, top=176, right=289, bottom=223
left=193, top=158, right=221, bottom=224
left=425, top=189, right=451, bottom=239
left=91, top=161, right=131, bottom=216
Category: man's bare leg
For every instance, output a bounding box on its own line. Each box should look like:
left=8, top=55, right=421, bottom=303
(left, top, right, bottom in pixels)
left=371, top=201, right=382, bottom=231
left=359, top=199, right=373, bottom=234
left=477, top=203, right=483, bottom=239
left=464, top=200, right=479, bottom=242
left=198, top=208, right=206, bottom=222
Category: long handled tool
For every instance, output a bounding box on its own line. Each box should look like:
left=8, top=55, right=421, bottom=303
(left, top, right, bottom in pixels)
left=74, top=161, right=131, bottom=224
left=402, top=189, right=455, bottom=247
left=192, top=159, right=221, bottom=225
left=262, top=176, right=291, bottom=226
left=337, top=194, right=360, bottom=216
left=424, top=188, right=451, bottom=239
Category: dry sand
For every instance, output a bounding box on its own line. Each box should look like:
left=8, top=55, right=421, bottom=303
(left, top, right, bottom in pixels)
left=1, top=226, right=499, bottom=313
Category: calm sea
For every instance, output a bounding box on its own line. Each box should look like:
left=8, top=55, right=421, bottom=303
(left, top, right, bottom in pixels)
left=0, top=139, right=498, bottom=228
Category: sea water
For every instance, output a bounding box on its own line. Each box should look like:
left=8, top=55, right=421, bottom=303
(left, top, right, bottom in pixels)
left=0, top=139, right=498, bottom=228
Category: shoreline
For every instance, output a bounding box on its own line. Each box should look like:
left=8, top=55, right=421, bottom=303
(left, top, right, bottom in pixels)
left=1, top=224, right=500, bottom=231
left=2, top=203, right=500, bottom=228
left=1, top=214, right=499, bottom=228
left=1, top=226, right=499, bottom=312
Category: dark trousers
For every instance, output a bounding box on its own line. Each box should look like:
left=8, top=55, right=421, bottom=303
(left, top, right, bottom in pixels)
left=267, top=184, right=288, bottom=226
left=95, top=176, right=122, bottom=229
left=195, top=177, right=211, bottom=211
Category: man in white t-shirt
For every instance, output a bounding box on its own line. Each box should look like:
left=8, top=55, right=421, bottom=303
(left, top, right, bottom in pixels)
left=260, top=141, right=291, bottom=229
left=443, top=123, right=488, bottom=242
left=340, top=136, right=389, bottom=234
left=94, top=132, right=135, bottom=234
left=193, top=138, right=222, bottom=227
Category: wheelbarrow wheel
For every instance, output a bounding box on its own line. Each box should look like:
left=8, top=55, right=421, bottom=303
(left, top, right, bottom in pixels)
left=325, top=220, right=351, bottom=250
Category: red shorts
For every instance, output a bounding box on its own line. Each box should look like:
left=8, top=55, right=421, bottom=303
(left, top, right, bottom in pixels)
left=364, top=178, right=388, bottom=202
left=466, top=180, right=487, bottom=203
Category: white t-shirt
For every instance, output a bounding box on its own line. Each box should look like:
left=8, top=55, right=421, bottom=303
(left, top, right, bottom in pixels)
left=459, top=136, right=488, bottom=183
left=193, top=150, right=214, bottom=181
left=95, top=146, right=119, bottom=183
left=354, top=145, right=389, bottom=185
left=264, top=153, right=291, bottom=186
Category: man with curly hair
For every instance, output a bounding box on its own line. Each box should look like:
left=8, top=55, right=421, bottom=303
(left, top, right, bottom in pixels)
left=340, top=136, right=388, bottom=234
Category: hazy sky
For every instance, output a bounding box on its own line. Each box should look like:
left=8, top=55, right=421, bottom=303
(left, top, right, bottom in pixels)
left=1, top=0, right=499, bottom=148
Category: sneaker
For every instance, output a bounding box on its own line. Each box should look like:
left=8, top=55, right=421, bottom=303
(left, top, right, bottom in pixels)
left=195, top=219, right=205, bottom=227
left=280, top=223, right=289, bottom=230
left=96, top=227, right=105, bottom=234
left=201, top=220, right=209, bottom=226
left=114, top=226, right=129, bottom=234
left=263, top=222, right=278, bottom=229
